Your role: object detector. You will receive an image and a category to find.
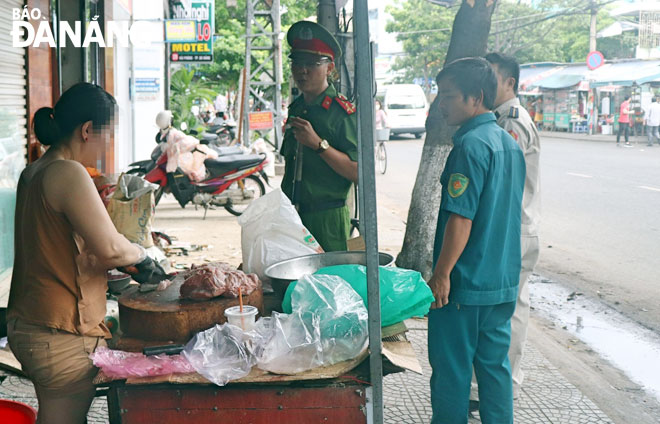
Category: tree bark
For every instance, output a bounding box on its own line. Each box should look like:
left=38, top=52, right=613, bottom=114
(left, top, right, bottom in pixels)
left=395, top=0, right=497, bottom=280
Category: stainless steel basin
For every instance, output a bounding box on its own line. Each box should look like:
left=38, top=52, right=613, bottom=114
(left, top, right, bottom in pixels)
left=265, top=251, right=395, bottom=298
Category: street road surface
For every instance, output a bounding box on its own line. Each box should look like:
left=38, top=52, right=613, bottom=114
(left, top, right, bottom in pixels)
left=537, top=137, right=660, bottom=333
left=376, top=135, right=660, bottom=333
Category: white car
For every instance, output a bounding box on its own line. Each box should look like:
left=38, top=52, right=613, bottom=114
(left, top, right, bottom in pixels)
left=381, top=84, right=428, bottom=139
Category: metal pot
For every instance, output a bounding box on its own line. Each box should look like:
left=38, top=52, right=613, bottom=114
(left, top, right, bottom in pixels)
left=107, top=276, right=132, bottom=294
left=264, top=251, right=395, bottom=298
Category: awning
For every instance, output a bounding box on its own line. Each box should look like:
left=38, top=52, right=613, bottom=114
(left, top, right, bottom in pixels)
left=589, top=60, right=660, bottom=87
left=534, top=74, right=584, bottom=89
left=528, top=64, right=589, bottom=89
left=519, top=64, right=562, bottom=90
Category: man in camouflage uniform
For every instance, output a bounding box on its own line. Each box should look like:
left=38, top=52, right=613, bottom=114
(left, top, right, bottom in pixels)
left=281, top=21, right=358, bottom=251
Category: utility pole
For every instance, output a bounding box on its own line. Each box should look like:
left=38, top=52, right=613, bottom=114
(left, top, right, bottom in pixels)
left=589, top=0, right=597, bottom=52
left=317, top=0, right=339, bottom=32
left=588, top=0, right=598, bottom=135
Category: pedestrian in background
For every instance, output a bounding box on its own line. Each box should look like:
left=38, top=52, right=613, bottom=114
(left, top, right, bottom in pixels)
left=617, top=95, right=632, bottom=147
left=375, top=99, right=388, bottom=130
left=645, top=97, right=660, bottom=147
left=428, top=57, right=525, bottom=424
left=481, top=52, right=541, bottom=405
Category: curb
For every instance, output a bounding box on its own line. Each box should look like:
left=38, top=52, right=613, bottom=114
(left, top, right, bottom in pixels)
left=540, top=130, right=649, bottom=143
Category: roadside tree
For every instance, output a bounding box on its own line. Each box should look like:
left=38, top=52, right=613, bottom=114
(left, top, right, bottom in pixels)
left=396, top=0, right=497, bottom=278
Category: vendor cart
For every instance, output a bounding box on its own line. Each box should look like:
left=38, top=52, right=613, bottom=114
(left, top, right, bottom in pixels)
left=97, top=276, right=420, bottom=424
left=100, top=2, right=391, bottom=422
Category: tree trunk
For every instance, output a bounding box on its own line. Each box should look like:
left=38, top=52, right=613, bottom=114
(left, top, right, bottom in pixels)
left=395, top=0, right=497, bottom=280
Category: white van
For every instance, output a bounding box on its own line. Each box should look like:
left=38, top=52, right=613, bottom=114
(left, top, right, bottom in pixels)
left=380, top=84, right=428, bottom=139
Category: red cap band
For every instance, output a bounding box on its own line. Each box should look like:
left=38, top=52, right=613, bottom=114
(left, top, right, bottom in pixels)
left=291, top=39, right=334, bottom=60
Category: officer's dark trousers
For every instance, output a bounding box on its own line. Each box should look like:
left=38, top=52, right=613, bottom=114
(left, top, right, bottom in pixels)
left=428, top=301, right=516, bottom=424
left=616, top=123, right=630, bottom=143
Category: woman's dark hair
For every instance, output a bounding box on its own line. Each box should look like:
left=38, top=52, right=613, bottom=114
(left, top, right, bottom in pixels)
left=33, top=82, right=116, bottom=146
left=436, top=57, right=498, bottom=110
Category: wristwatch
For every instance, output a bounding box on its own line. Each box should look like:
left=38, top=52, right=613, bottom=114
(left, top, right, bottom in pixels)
left=316, top=139, right=330, bottom=153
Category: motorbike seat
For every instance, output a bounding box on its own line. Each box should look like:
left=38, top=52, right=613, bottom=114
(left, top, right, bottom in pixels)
left=204, top=154, right=265, bottom=176
left=201, top=132, right=218, bottom=141
left=211, top=145, right=243, bottom=156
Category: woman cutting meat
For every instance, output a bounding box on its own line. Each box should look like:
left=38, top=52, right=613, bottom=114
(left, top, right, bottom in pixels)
left=7, top=83, right=165, bottom=424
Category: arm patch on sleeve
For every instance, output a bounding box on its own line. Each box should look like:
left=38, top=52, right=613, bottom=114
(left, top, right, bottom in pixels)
left=448, top=173, right=469, bottom=198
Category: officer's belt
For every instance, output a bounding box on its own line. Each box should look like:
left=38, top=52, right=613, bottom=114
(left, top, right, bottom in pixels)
left=297, top=200, right=346, bottom=213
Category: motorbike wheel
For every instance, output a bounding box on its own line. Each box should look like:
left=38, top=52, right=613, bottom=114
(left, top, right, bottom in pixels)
left=224, top=175, right=266, bottom=216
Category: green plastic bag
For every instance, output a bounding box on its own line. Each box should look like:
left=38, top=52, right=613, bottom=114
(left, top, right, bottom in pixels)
left=283, top=265, right=435, bottom=327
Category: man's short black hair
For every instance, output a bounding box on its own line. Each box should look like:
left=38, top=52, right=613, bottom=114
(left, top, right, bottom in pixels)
left=484, top=52, right=520, bottom=94
left=436, top=57, right=497, bottom=110
left=624, top=95, right=631, bottom=101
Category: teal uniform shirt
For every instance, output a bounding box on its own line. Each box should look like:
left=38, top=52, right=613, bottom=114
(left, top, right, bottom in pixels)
left=432, top=112, right=525, bottom=305
left=280, top=84, right=358, bottom=251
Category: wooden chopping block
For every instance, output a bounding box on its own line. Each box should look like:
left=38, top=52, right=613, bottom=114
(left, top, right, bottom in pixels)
left=118, top=278, right=264, bottom=344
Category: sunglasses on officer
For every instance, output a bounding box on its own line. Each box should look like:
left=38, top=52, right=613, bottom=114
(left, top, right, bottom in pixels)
left=290, top=57, right=332, bottom=69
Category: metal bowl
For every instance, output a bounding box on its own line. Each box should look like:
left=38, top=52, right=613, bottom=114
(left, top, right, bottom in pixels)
left=265, top=251, right=395, bottom=298
left=107, top=276, right=132, bottom=294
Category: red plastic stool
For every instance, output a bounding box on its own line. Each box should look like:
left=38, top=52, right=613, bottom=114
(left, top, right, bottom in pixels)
left=0, top=399, right=37, bottom=424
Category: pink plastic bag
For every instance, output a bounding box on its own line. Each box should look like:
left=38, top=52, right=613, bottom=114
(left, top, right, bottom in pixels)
left=90, top=346, right=195, bottom=379
left=164, top=128, right=217, bottom=182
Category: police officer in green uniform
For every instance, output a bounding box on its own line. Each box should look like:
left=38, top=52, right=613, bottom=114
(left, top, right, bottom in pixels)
left=428, top=58, right=525, bottom=423
left=281, top=21, right=359, bottom=251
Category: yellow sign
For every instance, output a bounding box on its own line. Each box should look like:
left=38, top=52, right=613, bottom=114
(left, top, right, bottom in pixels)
left=165, top=20, right=196, bottom=42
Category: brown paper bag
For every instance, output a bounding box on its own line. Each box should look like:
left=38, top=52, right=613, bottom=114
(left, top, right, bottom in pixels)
left=107, top=174, right=156, bottom=248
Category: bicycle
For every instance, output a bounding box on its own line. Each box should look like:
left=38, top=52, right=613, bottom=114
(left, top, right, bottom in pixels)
left=376, top=140, right=387, bottom=174
left=375, top=127, right=389, bottom=175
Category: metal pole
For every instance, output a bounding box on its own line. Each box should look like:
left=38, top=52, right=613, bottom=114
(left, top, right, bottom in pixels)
left=353, top=1, right=383, bottom=423
left=130, top=12, right=137, bottom=162
left=589, top=0, right=597, bottom=52
left=272, top=0, right=283, bottom=151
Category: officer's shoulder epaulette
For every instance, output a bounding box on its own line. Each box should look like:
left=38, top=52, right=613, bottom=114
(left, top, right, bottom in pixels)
left=334, top=94, right=356, bottom=115
left=508, top=106, right=519, bottom=119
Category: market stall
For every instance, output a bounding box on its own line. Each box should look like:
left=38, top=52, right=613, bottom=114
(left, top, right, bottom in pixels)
left=95, top=253, right=428, bottom=423
left=91, top=4, right=417, bottom=423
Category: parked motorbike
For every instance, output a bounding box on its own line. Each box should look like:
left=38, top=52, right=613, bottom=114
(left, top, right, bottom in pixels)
left=200, top=122, right=237, bottom=147
left=127, top=145, right=269, bottom=217
left=126, top=144, right=244, bottom=177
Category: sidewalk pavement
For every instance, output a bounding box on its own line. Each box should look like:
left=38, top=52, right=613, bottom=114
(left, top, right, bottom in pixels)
left=0, top=313, right=614, bottom=423
left=540, top=129, right=653, bottom=144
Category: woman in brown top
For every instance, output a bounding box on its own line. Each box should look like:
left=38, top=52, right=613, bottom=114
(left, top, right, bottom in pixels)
left=8, top=83, right=165, bottom=424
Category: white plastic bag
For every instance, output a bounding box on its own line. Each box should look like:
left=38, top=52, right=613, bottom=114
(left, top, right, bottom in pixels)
left=254, top=311, right=323, bottom=374
left=238, top=189, right=323, bottom=285
left=183, top=323, right=254, bottom=386
left=254, top=274, right=368, bottom=375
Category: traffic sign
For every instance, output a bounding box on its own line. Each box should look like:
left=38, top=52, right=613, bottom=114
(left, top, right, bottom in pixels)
left=586, top=51, right=604, bottom=70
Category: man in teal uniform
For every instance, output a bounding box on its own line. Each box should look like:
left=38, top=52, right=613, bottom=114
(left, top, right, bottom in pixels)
left=428, top=58, right=526, bottom=423
left=280, top=21, right=359, bottom=252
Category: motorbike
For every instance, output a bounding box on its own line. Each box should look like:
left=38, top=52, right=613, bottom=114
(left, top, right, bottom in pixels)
left=126, top=143, right=244, bottom=177
left=199, top=122, right=237, bottom=147
left=127, top=144, right=269, bottom=217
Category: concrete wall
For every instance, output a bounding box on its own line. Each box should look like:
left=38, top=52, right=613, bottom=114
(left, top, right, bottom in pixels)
left=131, top=0, right=166, bottom=166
